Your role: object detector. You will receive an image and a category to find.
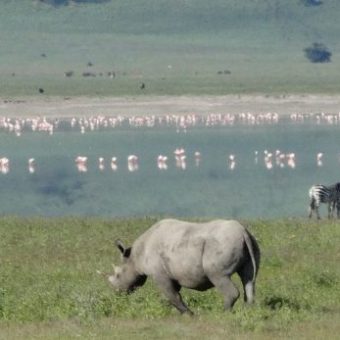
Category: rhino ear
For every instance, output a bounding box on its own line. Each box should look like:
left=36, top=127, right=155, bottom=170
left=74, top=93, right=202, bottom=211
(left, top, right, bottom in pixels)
left=115, top=239, right=126, bottom=254
left=115, top=240, right=131, bottom=258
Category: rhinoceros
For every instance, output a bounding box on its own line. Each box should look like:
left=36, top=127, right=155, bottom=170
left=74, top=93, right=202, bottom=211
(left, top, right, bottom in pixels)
left=98, top=219, right=260, bottom=314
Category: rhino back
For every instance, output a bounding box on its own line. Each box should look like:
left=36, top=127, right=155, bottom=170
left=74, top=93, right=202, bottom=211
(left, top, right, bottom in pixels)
left=131, top=219, right=249, bottom=286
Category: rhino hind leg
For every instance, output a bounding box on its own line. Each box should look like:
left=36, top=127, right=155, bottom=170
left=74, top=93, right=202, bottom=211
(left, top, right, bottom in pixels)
left=154, top=277, right=193, bottom=315
left=207, top=274, right=240, bottom=310
left=237, top=264, right=255, bottom=304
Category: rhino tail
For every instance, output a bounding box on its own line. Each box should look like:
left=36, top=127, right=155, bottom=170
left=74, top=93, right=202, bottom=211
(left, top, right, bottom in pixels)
left=243, top=229, right=260, bottom=282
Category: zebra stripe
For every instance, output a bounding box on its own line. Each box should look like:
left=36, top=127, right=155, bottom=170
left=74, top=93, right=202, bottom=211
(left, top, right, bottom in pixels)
left=308, top=183, right=340, bottom=219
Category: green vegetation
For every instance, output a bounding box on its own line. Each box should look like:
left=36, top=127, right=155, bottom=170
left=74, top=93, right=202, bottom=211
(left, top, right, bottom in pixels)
left=0, top=217, right=339, bottom=339
left=1, top=1, right=340, bottom=96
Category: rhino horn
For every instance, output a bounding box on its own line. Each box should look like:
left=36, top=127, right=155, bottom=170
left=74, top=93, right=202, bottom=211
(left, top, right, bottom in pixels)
left=96, top=270, right=109, bottom=278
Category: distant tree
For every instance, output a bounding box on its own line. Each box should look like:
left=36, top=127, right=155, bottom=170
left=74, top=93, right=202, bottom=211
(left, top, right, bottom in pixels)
left=301, top=0, right=323, bottom=6
left=304, top=43, right=332, bottom=63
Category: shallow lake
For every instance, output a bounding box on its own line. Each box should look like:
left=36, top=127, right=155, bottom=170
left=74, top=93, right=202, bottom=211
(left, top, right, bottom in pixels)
left=1, top=120, right=340, bottom=219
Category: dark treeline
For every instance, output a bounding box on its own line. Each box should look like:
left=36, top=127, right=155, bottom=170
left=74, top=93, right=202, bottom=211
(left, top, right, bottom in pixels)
left=38, top=0, right=110, bottom=6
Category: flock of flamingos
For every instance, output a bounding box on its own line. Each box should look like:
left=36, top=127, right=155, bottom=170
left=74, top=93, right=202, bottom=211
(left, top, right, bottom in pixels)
left=0, top=111, right=337, bottom=174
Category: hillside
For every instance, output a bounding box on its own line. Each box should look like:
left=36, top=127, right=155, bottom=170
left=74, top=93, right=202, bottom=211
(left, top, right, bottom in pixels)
left=1, top=0, right=340, bottom=96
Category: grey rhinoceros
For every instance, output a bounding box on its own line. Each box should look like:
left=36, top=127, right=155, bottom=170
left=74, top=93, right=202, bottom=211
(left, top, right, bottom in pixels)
left=98, top=219, right=260, bottom=314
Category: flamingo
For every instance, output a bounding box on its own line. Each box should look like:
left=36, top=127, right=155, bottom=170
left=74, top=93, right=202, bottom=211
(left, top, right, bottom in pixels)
left=0, top=157, right=9, bottom=174
left=75, top=156, right=88, bottom=172
left=28, top=158, right=36, bottom=174
left=111, top=157, right=118, bottom=171
left=127, top=155, right=139, bottom=172
left=194, top=151, right=201, bottom=167
left=157, top=155, right=168, bottom=170
left=228, top=154, right=236, bottom=171
left=99, top=157, right=105, bottom=171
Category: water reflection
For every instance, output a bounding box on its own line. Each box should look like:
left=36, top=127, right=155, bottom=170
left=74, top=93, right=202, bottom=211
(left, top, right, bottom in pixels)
left=0, top=123, right=340, bottom=218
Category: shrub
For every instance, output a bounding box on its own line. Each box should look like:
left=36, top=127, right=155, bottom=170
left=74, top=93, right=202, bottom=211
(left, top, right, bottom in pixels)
left=304, top=43, right=332, bottom=63
left=301, top=0, right=323, bottom=6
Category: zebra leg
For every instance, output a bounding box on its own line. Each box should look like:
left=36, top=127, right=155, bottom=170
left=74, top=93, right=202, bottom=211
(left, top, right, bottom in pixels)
left=337, top=201, right=340, bottom=219
left=328, top=202, right=333, bottom=219
left=308, top=207, right=312, bottom=218
left=315, top=205, right=321, bottom=220
left=308, top=199, right=315, bottom=218
left=309, top=198, right=321, bottom=219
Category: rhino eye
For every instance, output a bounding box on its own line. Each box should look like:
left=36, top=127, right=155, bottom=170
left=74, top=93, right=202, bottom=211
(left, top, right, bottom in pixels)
left=116, top=274, right=120, bottom=279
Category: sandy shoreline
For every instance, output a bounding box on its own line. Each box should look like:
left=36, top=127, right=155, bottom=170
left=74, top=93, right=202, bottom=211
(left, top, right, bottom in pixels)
left=1, top=94, right=340, bottom=117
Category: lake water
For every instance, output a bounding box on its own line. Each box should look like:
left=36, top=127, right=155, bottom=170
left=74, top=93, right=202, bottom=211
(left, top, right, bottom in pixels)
left=1, top=119, right=340, bottom=219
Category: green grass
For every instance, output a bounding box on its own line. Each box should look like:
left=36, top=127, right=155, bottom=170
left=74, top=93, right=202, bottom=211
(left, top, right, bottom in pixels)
left=1, top=1, right=340, bottom=96
left=0, top=217, right=339, bottom=339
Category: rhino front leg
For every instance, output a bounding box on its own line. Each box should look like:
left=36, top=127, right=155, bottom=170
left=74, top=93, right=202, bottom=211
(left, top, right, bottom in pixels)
left=154, top=277, right=193, bottom=315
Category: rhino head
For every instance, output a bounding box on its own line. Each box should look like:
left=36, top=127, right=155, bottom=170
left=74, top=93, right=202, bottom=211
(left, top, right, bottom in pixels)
left=98, top=240, right=147, bottom=294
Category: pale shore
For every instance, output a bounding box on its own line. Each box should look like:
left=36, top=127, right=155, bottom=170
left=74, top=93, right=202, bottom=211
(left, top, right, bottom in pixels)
left=1, top=94, right=340, bottom=117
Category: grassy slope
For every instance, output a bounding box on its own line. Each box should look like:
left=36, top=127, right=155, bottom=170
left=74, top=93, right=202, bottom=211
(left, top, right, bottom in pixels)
left=1, top=1, right=340, bottom=96
left=0, top=217, right=339, bottom=339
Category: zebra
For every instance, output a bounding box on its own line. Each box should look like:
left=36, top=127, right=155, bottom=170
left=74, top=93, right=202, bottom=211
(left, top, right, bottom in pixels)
left=308, top=183, right=340, bottom=219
